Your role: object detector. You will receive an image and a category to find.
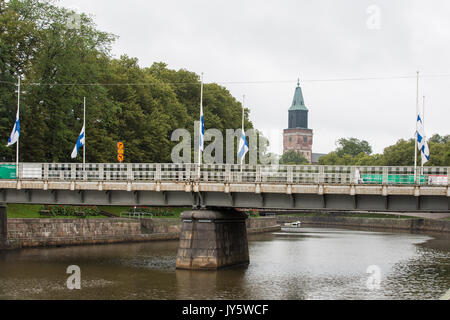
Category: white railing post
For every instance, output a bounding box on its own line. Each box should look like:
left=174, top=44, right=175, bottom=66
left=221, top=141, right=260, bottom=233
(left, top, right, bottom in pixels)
left=43, top=163, right=48, bottom=180
left=71, top=164, right=76, bottom=181
left=83, top=164, right=87, bottom=181
left=127, top=163, right=133, bottom=181
left=180, top=165, right=186, bottom=182
left=350, top=167, right=355, bottom=185
left=106, top=165, right=111, bottom=181
left=156, top=164, right=161, bottom=181
left=99, top=163, right=104, bottom=181
left=383, top=167, right=388, bottom=185
left=287, top=166, right=293, bottom=184
left=225, top=165, right=231, bottom=183
left=256, top=165, right=261, bottom=183
left=185, top=164, right=190, bottom=181
left=319, top=166, right=325, bottom=184
left=447, top=167, right=450, bottom=186
left=18, top=163, right=23, bottom=180
left=204, top=165, right=209, bottom=182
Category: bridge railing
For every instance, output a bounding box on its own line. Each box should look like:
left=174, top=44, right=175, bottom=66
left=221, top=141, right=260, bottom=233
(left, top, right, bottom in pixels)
left=1, top=163, right=448, bottom=186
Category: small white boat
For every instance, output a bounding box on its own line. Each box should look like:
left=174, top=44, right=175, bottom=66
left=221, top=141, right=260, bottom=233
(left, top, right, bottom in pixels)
left=284, top=221, right=302, bottom=228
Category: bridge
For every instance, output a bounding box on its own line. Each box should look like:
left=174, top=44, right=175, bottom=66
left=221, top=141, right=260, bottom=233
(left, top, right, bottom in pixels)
left=1, top=162, right=449, bottom=270
left=0, top=163, right=448, bottom=211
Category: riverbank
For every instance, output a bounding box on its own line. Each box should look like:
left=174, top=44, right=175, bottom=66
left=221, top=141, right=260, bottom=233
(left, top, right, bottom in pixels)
left=2, top=210, right=450, bottom=251
left=1, top=217, right=280, bottom=250
left=277, top=215, right=450, bottom=233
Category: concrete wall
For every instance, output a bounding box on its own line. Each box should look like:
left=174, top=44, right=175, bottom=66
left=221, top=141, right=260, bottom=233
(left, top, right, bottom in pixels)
left=278, top=216, right=450, bottom=233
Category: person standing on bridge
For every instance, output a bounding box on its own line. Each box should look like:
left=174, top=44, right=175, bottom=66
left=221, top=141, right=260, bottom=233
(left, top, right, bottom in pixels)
left=354, top=168, right=363, bottom=185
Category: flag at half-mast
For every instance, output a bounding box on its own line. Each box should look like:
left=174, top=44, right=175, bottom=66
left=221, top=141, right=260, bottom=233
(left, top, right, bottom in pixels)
left=199, top=103, right=205, bottom=152
left=238, top=106, right=249, bottom=163
left=6, top=108, right=20, bottom=147
left=416, top=113, right=430, bottom=164
left=71, top=125, right=85, bottom=159
left=238, top=128, right=249, bottom=162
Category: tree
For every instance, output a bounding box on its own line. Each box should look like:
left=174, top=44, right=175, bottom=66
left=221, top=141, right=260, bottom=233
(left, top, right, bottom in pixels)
left=280, top=150, right=309, bottom=165
left=427, top=134, right=450, bottom=166
left=382, top=139, right=416, bottom=166
left=0, top=0, right=257, bottom=164
left=336, top=138, right=372, bottom=157
left=429, top=134, right=449, bottom=144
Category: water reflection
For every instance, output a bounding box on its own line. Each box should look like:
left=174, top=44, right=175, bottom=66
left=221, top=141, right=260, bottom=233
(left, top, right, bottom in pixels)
left=0, top=227, right=448, bottom=300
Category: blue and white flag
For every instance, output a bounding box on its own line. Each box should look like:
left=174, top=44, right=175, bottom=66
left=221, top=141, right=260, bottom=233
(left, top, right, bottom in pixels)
left=71, top=125, right=85, bottom=159
left=237, top=129, right=249, bottom=163
left=416, top=113, right=430, bottom=164
left=420, top=141, right=430, bottom=164
left=199, top=104, right=205, bottom=152
left=7, top=109, right=20, bottom=147
left=417, top=114, right=425, bottom=148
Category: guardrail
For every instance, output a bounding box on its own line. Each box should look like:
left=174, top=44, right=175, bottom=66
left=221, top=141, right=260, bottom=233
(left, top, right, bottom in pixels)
left=0, top=163, right=449, bottom=186
left=119, top=210, right=153, bottom=220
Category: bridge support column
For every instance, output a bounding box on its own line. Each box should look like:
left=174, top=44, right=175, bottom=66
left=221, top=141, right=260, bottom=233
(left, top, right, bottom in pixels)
left=176, top=209, right=249, bottom=270
left=0, top=204, right=7, bottom=249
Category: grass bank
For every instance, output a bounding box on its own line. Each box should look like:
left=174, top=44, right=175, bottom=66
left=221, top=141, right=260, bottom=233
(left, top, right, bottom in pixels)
left=5, top=204, right=189, bottom=219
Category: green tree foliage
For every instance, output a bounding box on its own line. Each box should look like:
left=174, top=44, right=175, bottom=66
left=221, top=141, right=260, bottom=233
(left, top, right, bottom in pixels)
left=0, top=0, right=254, bottom=163
left=319, top=136, right=449, bottom=166
left=280, top=150, right=308, bottom=165
left=336, top=138, right=372, bottom=157
left=381, top=139, right=416, bottom=166
left=427, top=134, right=450, bottom=166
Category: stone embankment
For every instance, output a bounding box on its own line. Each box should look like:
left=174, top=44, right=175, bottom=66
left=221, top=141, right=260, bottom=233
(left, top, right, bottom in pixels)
left=2, top=216, right=280, bottom=250
left=277, top=216, right=450, bottom=233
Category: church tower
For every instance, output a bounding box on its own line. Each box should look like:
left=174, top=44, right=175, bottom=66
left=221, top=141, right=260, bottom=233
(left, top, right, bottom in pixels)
left=283, top=80, right=313, bottom=163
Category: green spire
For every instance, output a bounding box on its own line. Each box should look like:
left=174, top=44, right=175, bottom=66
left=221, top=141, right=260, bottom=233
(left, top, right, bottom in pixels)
left=289, top=79, right=308, bottom=111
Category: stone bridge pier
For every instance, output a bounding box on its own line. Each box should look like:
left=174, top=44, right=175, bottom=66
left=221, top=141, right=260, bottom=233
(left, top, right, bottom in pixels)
left=176, top=209, right=250, bottom=270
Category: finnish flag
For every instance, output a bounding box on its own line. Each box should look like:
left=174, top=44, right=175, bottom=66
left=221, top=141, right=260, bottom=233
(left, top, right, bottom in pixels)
left=237, top=129, right=249, bottom=163
left=416, top=114, right=430, bottom=164
left=7, top=109, right=20, bottom=147
left=421, top=141, right=430, bottom=164
left=417, top=115, right=425, bottom=148
left=199, top=104, right=205, bottom=152
left=71, top=125, right=85, bottom=159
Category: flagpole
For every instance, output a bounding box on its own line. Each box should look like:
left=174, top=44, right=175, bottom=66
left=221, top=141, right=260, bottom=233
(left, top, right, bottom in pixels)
left=414, top=71, right=419, bottom=183
left=83, top=97, right=86, bottom=171
left=198, top=73, right=204, bottom=180
left=199, top=74, right=203, bottom=166
left=421, top=95, right=425, bottom=173
left=241, top=95, right=245, bottom=172
left=16, top=77, right=20, bottom=179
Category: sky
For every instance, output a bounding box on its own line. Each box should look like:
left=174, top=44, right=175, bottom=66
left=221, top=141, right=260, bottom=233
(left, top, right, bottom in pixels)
left=58, top=0, right=450, bottom=155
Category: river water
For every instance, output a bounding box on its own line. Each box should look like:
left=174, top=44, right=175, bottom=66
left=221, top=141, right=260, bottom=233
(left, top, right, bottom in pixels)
left=0, top=227, right=449, bottom=300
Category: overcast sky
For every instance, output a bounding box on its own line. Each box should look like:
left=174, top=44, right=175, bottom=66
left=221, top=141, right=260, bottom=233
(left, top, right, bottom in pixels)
left=59, top=0, right=450, bottom=155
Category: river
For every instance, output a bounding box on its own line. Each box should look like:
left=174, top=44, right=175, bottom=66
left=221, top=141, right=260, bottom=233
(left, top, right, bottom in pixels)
left=0, top=227, right=449, bottom=300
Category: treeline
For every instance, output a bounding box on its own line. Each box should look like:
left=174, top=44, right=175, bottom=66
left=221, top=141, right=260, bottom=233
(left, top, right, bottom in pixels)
left=318, top=136, right=450, bottom=166
left=0, top=0, right=252, bottom=163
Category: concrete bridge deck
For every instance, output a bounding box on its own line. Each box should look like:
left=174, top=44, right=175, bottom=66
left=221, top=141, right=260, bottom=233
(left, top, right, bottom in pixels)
left=0, top=163, right=448, bottom=211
